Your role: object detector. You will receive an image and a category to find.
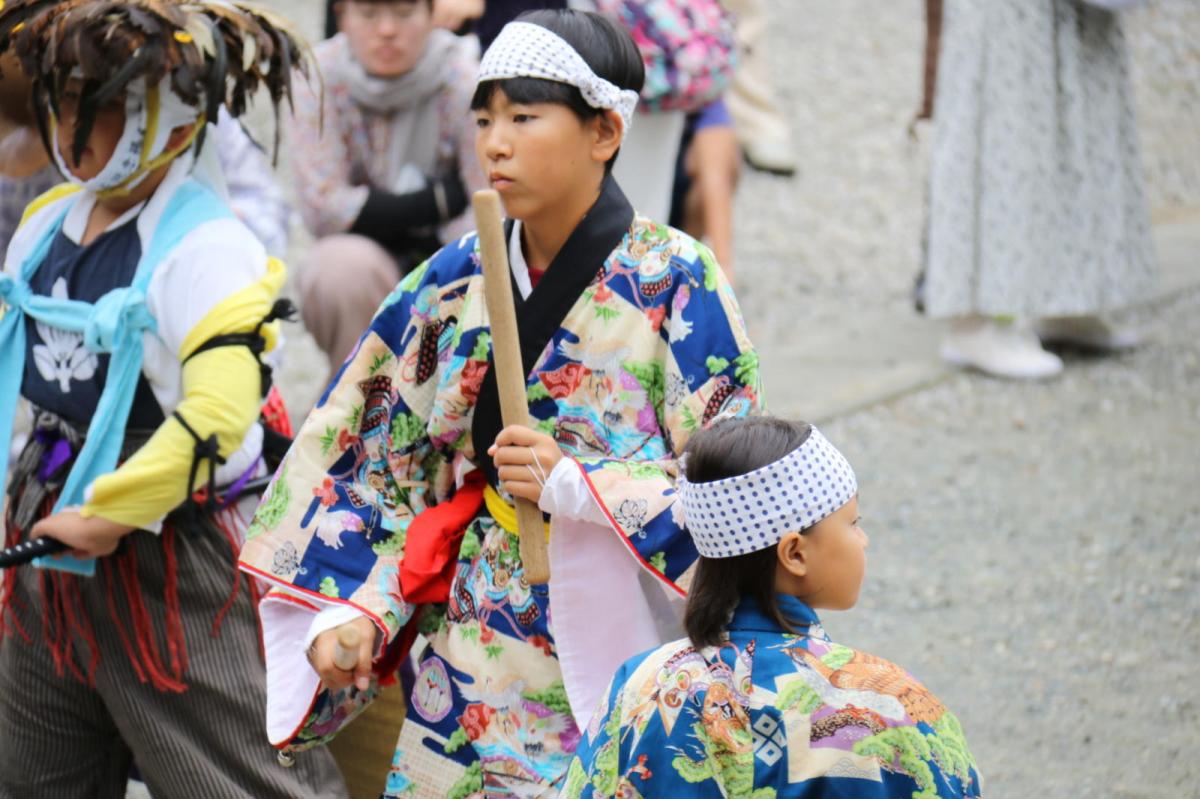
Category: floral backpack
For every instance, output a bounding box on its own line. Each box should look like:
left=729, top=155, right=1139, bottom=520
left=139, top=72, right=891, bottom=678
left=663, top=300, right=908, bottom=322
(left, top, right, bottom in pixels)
left=594, top=0, right=737, bottom=114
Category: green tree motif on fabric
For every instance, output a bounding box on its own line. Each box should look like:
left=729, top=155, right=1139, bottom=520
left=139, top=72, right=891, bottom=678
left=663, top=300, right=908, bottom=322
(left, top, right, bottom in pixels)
left=318, top=425, right=338, bottom=456
left=527, top=380, right=553, bottom=404
left=695, top=243, right=721, bottom=292
left=346, top=403, right=363, bottom=432
left=371, top=528, right=407, bottom=557
left=594, top=304, right=621, bottom=323
left=318, top=576, right=340, bottom=598
left=590, top=740, right=621, bottom=794
left=459, top=526, right=482, bottom=561
left=705, top=356, right=730, bottom=376
left=443, top=726, right=470, bottom=754
left=560, top=758, right=590, bottom=799
left=671, top=721, right=776, bottom=798
left=733, top=351, right=761, bottom=393
left=447, top=760, right=483, bottom=799
left=928, top=713, right=978, bottom=783
left=470, top=331, right=492, bottom=362
left=416, top=603, right=448, bottom=636
left=246, top=468, right=290, bottom=539
left=649, top=552, right=667, bottom=573
left=624, top=361, right=665, bottom=412
left=522, top=681, right=572, bottom=715
left=854, top=727, right=938, bottom=799
left=391, top=412, right=425, bottom=449
left=820, top=644, right=855, bottom=670
left=775, top=679, right=823, bottom=715
left=368, top=351, right=393, bottom=376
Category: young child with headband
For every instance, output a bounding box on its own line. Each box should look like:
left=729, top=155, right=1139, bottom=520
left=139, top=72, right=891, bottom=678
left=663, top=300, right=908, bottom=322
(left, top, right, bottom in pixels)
left=564, top=416, right=983, bottom=798
left=238, top=8, right=763, bottom=796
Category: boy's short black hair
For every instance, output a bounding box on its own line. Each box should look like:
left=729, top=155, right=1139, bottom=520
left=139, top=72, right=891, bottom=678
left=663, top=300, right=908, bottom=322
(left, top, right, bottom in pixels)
left=470, top=9, right=645, bottom=174
left=681, top=417, right=816, bottom=649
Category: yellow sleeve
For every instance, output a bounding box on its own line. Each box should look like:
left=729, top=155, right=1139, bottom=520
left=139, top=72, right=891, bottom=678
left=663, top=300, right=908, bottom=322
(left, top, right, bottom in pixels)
left=81, top=258, right=287, bottom=528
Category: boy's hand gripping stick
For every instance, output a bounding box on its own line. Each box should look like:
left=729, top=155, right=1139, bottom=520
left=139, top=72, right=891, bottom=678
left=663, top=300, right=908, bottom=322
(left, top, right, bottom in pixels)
left=472, top=189, right=552, bottom=585
left=278, top=625, right=363, bottom=768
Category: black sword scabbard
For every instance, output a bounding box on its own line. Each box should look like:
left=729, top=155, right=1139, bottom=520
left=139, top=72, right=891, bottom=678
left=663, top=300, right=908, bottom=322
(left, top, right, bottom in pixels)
left=0, top=537, right=68, bottom=568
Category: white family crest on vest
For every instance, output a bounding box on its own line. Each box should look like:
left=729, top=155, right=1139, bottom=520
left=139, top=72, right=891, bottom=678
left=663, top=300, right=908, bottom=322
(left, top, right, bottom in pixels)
left=0, top=179, right=233, bottom=576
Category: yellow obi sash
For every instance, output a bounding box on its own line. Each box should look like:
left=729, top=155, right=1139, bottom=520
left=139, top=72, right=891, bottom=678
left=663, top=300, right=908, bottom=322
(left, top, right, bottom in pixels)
left=483, top=484, right=551, bottom=541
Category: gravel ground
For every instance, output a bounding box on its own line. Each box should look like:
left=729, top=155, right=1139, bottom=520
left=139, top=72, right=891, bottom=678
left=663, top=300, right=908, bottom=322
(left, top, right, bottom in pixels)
left=817, top=291, right=1200, bottom=796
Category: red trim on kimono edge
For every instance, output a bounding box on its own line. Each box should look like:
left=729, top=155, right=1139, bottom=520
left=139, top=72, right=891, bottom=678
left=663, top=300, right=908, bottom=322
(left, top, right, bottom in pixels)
left=238, top=561, right=389, bottom=659
left=571, top=458, right=687, bottom=599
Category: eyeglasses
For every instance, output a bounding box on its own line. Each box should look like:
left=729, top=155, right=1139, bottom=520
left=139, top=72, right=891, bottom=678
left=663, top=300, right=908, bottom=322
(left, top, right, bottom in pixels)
left=344, top=2, right=425, bottom=25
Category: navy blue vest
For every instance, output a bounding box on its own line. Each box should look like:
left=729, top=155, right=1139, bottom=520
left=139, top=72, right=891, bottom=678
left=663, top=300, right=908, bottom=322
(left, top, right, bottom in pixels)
left=21, top=215, right=164, bottom=429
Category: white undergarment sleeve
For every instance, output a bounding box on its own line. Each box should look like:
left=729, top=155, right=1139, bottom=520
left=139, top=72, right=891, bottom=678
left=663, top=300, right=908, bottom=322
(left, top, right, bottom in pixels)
left=303, top=603, right=369, bottom=652
left=538, top=456, right=608, bottom=526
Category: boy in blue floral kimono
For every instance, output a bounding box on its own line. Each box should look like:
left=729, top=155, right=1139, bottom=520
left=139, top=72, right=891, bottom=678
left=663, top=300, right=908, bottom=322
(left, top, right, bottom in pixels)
left=238, top=9, right=763, bottom=797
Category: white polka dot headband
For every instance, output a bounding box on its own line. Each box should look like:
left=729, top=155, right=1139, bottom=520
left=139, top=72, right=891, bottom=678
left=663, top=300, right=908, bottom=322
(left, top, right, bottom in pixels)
left=677, top=427, right=858, bottom=559
left=477, top=21, right=639, bottom=140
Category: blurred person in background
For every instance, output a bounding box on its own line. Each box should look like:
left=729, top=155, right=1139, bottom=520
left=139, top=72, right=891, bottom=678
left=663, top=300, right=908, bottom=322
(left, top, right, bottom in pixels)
left=297, top=0, right=484, bottom=378
left=669, top=97, right=740, bottom=280
left=0, top=51, right=60, bottom=254
left=722, top=0, right=797, bottom=176
left=922, top=0, right=1155, bottom=379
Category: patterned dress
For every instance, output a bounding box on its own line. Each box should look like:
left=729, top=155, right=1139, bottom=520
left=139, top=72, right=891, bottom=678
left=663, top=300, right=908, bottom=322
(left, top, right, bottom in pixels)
left=238, top=179, right=763, bottom=797
left=565, top=594, right=983, bottom=798
left=924, top=0, right=1155, bottom=319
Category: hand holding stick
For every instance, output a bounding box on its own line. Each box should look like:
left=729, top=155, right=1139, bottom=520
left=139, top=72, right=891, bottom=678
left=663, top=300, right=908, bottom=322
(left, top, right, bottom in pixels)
left=472, top=189, right=552, bottom=584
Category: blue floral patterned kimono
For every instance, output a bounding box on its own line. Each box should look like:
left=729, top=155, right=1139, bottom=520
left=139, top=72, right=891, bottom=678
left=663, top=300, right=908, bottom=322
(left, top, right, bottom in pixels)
left=564, top=594, right=983, bottom=798
left=238, top=178, right=763, bottom=797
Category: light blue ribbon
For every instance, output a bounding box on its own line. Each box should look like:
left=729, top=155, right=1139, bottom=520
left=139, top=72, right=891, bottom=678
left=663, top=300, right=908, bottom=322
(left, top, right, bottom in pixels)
left=0, top=181, right=232, bottom=576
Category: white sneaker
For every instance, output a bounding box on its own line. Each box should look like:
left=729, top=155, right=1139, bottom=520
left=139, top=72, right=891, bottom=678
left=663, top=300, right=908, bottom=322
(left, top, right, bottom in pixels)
left=940, top=317, right=1064, bottom=379
left=1035, top=315, right=1140, bottom=352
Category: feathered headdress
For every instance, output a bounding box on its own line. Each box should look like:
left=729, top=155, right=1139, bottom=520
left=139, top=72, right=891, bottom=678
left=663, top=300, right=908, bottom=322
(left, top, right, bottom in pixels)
left=0, top=0, right=314, bottom=175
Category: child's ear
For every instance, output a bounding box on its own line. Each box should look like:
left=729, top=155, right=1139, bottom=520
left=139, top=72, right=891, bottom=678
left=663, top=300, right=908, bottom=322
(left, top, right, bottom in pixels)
left=776, top=531, right=808, bottom=579
left=589, top=109, right=623, bottom=165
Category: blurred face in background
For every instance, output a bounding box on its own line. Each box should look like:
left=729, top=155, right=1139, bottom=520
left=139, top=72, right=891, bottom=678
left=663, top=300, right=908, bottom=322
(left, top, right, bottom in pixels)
left=338, top=0, right=433, bottom=78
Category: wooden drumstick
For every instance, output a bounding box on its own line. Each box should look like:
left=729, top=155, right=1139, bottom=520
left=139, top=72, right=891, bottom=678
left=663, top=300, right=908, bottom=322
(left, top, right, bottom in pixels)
left=472, top=189, right=552, bottom=584
left=332, top=624, right=361, bottom=672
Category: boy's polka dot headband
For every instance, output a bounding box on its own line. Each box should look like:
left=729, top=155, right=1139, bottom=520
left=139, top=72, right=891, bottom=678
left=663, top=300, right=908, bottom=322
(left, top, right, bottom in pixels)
left=677, top=427, right=858, bottom=559
left=477, top=21, right=639, bottom=140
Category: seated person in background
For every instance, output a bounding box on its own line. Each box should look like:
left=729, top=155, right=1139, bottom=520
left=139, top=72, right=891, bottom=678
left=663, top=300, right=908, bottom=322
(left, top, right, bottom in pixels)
left=669, top=96, right=740, bottom=282
left=294, top=0, right=485, bottom=375
left=216, top=108, right=291, bottom=260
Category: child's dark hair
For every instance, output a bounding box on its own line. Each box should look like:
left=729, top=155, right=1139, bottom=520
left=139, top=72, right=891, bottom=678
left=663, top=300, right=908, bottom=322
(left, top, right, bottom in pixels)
left=682, top=417, right=815, bottom=649
left=470, top=9, right=645, bottom=174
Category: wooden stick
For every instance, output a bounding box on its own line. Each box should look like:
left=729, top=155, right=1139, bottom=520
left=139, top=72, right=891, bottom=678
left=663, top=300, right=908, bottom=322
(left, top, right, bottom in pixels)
left=472, top=189, right=551, bottom=584
left=333, top=624, right=361, bottom=672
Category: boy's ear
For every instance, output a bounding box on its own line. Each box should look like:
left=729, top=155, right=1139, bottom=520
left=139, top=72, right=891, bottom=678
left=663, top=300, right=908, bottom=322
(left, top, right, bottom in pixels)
left=776, top=531, right=809, bottom=579
left=589, top=109, right=623, bottom=165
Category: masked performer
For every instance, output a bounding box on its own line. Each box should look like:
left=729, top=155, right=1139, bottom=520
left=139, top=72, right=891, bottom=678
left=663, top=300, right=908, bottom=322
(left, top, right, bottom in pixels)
left=0, top=2, right=346, bottom=796
left=238, top=9, right=763, bottom=797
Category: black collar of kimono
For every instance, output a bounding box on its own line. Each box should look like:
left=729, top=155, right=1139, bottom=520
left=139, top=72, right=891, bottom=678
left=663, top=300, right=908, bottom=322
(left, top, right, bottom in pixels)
left=471, top=175, right=634, bottom=487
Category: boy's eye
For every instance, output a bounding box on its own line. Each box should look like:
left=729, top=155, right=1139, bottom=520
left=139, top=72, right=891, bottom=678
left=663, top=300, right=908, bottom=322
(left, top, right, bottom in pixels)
left=474, top=117, right=490, bottom=129
left=512, top=113, right=533, bottom=123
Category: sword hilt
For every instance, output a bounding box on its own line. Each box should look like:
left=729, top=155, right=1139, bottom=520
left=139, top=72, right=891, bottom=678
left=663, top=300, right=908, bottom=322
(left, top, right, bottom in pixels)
left=0, top=536, right=67, bottom=569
